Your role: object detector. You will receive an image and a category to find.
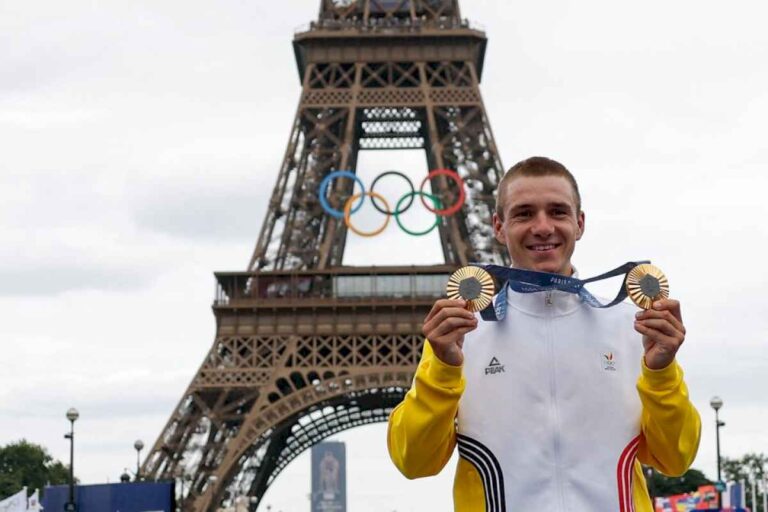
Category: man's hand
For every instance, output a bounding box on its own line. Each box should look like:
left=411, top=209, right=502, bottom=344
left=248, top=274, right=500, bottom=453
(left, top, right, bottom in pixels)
left=634, top=298, right=686, bottom=370
left=422, top=299, right=479, bottom=366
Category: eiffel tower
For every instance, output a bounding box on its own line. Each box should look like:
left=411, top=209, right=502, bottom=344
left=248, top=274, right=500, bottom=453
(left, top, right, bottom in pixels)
left=142, top=1, right=508, bottom=510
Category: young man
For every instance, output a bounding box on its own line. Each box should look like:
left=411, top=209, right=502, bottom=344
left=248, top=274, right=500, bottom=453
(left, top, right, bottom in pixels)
left=387, top=157, right=701, bottom=511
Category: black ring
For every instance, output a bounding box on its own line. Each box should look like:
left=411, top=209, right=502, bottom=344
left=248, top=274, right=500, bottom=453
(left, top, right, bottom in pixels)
left=369, top=170, right=415, bottom=216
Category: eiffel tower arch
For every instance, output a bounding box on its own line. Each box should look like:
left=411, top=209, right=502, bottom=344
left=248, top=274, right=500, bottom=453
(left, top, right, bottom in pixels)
left=142, top=1, right=509, bottom=510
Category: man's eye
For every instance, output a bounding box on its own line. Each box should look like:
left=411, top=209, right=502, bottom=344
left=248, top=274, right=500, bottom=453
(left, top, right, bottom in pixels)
left=552, top=209, right=568, bottom=217
left=514, top=211, right=532, bottom=219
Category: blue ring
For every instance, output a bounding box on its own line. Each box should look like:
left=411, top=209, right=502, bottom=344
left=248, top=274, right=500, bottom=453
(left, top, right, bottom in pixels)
left=319, top=170, right=366, bottom=219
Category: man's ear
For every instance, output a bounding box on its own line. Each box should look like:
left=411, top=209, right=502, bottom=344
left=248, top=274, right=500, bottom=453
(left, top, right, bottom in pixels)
left=492, top=212, right=505, bottom=244
left=576, top=210, right=585, bottom=240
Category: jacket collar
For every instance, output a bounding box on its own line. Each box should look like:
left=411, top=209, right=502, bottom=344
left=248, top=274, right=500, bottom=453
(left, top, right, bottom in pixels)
left=503, top=268, right=584, bottom=317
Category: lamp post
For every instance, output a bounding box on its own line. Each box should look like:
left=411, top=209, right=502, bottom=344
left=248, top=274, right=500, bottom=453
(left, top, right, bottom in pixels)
left=645, top=466, right=655, bottom=502
left=710, top=396, right=725, bottom=508
left=134, top=440, right=144, bottom=482
left=64, top=407, right=79, bottom=512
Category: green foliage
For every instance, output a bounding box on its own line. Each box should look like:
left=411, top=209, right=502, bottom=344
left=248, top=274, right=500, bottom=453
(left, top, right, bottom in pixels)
left=722, top=453, right=766, bottom=512
left=0, top=440, right=73, bottom=500
left=723, top=452, right=766, bottom=482
left=644, top=466, right=712, bottom=498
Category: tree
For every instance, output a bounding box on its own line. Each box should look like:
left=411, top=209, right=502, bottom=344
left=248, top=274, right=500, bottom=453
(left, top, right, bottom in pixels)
left=644, top=466, right=713, bottom=498
left=0, top=440, right=72, bottom=500
left=722, top=452, right=766, bottom=512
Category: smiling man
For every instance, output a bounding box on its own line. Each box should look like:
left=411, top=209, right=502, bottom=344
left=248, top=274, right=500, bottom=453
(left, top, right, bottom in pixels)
left=496, top=169, right=583, bottom=276
left=387, top=157, right=701, bottom=511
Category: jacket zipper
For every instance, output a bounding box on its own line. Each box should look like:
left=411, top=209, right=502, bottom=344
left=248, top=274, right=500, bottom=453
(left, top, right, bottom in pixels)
left=545, top=291, right=566, bottom=510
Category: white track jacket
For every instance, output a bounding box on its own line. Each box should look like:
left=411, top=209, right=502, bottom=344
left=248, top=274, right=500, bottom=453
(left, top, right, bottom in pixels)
left=388, top=288, right=701, bottom=512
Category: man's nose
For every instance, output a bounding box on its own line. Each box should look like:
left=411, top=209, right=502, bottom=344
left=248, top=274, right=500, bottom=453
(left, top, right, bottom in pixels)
left=531, top=211, right=555, bottom=236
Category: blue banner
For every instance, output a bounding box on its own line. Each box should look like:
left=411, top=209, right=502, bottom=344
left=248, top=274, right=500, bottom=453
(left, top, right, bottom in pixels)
left=311, top=442, right=346, bottom=512
left=42, top=481, right=174, bottom=512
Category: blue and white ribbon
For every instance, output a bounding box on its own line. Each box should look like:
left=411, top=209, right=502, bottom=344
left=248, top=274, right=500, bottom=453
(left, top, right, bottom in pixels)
left=475, top=261, right=649, bottom=321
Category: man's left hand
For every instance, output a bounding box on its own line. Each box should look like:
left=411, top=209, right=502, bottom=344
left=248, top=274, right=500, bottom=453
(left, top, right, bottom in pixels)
left=634, top=298, right=686, bottom=370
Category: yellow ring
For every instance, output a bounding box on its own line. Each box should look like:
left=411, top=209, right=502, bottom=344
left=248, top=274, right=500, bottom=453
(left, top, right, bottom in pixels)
left=343, top=191, right=391, bottom=237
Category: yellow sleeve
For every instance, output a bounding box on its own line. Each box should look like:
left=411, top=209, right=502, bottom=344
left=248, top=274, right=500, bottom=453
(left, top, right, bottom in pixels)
left=636, top=358, right=702, bottom=476
left=387, top=340, right=465, bottom=479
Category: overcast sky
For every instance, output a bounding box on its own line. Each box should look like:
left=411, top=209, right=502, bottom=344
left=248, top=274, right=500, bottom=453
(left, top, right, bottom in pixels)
left=1, top=0, right=767, bottom=510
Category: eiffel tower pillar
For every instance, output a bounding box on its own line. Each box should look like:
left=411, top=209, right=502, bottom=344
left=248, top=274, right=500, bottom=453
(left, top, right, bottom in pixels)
left=142, top=2, right=509, bottom=510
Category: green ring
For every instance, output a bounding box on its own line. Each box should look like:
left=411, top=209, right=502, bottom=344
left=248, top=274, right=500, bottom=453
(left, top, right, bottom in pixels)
left=394, top=191, right=442, bottom=236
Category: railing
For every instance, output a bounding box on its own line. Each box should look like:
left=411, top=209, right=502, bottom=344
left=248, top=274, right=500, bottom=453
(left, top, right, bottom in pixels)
left=213, top=266, right=453, bottom=306
left=295, top=17, right=477, bottom=35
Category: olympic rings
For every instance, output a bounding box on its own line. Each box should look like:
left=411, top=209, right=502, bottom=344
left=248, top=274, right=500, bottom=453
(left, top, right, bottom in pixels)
left=419, top=169, right=466, bottom=216
left=319, top=170, right=366, bottom=219
left=318, top=168, right=467, bottom=237
left=394, top=191, right=442, bottom=237
left=344, top=191, right=391, bottom=237
left=370, top=170, right=415, bottom=216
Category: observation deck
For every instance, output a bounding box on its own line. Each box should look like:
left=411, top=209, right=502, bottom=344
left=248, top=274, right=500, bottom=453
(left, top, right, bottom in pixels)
left=293, top=1, right=488, bottom=82
left=213, top=265, right=454, bottom=336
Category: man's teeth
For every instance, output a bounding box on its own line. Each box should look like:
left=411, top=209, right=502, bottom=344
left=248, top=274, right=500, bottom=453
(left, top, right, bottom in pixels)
left=530, top=244, right=556, bottom=251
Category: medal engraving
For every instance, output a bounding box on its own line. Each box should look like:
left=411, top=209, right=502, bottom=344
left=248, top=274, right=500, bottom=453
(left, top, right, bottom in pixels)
left=446, top=266, right=496, bottom=312
left=638, top=274, right=661, bottom=298
left=458, top=277, right=483, bottom=300
left=625, top=264, right=669, bottom=309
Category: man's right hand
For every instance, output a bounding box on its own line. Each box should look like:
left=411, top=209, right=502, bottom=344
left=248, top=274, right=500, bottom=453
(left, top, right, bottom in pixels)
left=422, top=299, right=479, bottom=367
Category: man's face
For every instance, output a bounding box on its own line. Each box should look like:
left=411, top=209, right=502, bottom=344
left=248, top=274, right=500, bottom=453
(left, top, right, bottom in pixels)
left=493, top=175, right=585, bottom=275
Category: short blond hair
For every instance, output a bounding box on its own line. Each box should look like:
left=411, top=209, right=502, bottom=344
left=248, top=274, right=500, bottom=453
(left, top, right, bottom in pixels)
left=495, top=156, right=582, bottom=219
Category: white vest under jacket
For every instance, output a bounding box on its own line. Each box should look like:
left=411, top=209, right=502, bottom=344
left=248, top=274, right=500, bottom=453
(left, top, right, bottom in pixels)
left=457, top=287, right=644, bottom=512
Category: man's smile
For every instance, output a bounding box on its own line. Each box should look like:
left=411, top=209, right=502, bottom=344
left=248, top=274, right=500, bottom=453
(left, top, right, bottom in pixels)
left=526, top=243, right=561, bottom=252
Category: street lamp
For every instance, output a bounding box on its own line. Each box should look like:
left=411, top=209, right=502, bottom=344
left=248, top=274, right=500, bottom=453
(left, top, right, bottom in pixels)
left=64, top=407, right=79, bottom=512
left=645, top=466, right=655, bottom=499
left=134, top=440, right=144, bottom=481
left=710, top=396, right=725, bottom=507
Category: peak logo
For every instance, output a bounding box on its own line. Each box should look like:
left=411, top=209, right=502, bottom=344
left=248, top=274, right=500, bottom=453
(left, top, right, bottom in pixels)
left=602, top=352, right=616, bottom=371
left=485, top=357, right=505, bottom=375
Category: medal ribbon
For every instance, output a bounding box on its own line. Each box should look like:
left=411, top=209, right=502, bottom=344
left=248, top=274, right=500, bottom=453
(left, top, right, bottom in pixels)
left=475, top=261, right=650, bottom=321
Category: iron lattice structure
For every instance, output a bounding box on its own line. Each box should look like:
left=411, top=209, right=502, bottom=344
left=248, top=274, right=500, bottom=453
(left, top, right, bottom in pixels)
left=143, top=1, right=508, bottom=510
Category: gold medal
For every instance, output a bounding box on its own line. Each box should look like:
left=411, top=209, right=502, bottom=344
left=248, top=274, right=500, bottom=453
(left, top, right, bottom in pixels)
left=625, top=264, right=669, bottom=309
left=446, top=266, right=496, bottom=312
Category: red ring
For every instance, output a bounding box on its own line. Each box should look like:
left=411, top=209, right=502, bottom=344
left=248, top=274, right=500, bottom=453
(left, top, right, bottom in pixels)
left=419, top=169, right=466, bottom=216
